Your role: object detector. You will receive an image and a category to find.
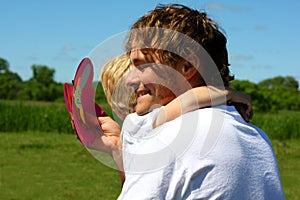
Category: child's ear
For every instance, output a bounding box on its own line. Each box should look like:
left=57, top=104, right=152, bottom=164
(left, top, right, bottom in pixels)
left=178, top=53, right=200, bottom=80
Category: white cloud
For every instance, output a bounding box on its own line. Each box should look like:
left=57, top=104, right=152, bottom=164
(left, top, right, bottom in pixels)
left=205, top=3, right=252, bottom=12
left=63, top=45, right=75, bottom=52
left=205, top=3, right=225, bottom=10
left=254, top=25, right=268, bottom=31
left=25, top=55, right=38, bottom=61
left=251, top=64, right=273, bottom=69
left=230, top=54, right=253, bottom=61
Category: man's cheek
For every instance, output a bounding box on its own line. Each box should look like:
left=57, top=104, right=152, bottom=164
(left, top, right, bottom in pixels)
left=140, top=72, right=161, bottom=85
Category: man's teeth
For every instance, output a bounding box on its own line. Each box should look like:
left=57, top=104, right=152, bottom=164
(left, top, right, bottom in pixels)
left=138, top=91, right=149, bottom=97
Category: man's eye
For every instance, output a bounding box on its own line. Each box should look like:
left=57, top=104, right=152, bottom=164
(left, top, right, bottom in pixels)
left=137, top=65, right=148, bottom=72
left=141, top=48, right=154, bottom=56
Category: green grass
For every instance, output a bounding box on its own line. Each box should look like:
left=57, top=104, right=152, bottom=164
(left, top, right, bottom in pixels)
left=1, top=132, right=299, bottom=199
left=272, top=139, right=300, bottom=199
left=0, top=132, right=121, bottom=200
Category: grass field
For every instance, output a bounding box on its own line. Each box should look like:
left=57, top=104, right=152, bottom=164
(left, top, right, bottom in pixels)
left=273, top=139, right=300, bottom=199
left=0, top=132, right=121, bottom=200
left=1, top=132, right=299, bottom=199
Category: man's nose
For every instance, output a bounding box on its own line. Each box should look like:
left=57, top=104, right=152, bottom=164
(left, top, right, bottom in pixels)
left=125, top=67, right=142, bottom=89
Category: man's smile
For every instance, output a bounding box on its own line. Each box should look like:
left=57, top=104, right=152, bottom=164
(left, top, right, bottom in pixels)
left=136, top=88, right=151, bottom=98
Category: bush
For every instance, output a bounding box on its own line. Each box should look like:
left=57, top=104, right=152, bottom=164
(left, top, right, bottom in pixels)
left=1, top=100, right=299, bottom=140
left=251, top=111, right=300, bottom=139
left=0, top=100, right=113, bottom=134
left=0, top=101, right=74, bottom=133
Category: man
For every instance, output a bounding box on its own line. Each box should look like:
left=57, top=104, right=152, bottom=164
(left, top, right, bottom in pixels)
left=98, top=4, right=285, bottom=199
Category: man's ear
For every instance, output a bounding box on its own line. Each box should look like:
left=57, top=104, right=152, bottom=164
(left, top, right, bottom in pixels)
left=178, top=53, right=200, bottom=80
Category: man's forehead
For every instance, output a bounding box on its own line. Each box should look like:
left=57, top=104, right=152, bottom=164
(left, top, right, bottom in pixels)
left=126, top=27, right=179, bottom=51
left=126, top=27, right=202, bottom=61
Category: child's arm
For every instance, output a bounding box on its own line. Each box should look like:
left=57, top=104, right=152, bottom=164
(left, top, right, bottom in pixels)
left=153, top=86, right=252, bottom=128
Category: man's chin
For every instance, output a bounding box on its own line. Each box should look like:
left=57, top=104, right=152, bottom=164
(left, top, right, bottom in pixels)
left=136, top=104, right=162, bottom=116
left=136, top=110, right=150, bottom=116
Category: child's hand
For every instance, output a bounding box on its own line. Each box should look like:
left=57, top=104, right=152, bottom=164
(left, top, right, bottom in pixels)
left=228, top=88, right=253, bottom=122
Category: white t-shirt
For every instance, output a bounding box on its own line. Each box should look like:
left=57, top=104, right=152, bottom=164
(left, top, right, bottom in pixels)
left=118, top=106, right=285, bottom=200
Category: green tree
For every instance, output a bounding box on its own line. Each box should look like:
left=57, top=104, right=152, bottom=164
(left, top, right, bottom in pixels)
left=22, top=65, right=63, bottom=101
left=230, top=80, right=270, bottom=111
left=31, top=65, right=55, bottom=86
left=0, top=58, right=22, bottom=99
left=0, top=58, right=9, bottom=73
left=258, top=76, right=299, bottom=111
left=231, top=77, right=300, bottom=112
left=258, top=76, right=299, bottom=90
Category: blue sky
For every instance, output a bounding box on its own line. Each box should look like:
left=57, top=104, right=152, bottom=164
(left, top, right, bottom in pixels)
left=1, top=0, right=299, bottom=84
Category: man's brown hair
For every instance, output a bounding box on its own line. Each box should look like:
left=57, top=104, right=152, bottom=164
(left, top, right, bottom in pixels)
left=126, top=4, right=234, bottom=86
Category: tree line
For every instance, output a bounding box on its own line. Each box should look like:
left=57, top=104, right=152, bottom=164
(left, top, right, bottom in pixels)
left=0, top=58, right=63, bottom=101
left=231, top=76, right=299, bottom=112
left=0, top=57, right=299, bottom=112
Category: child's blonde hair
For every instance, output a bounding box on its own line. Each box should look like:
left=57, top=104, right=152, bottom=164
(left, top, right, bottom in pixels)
left=100, top=54, right=136, bottom=120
